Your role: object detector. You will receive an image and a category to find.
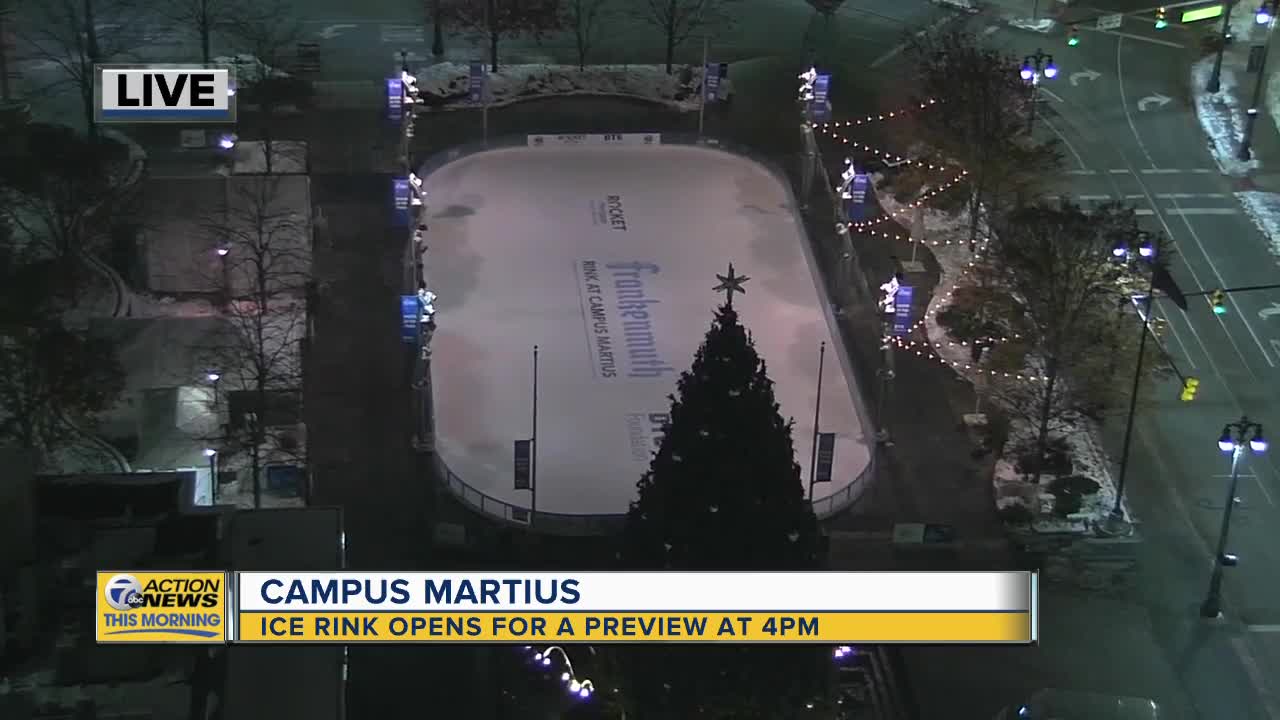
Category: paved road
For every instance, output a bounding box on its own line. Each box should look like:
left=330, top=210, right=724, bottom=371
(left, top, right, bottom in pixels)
left=899, top=12, right=1280, bottom=720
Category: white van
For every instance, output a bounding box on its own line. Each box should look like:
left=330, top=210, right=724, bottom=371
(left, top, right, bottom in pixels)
left=994, top=689, right=1162, bottom=720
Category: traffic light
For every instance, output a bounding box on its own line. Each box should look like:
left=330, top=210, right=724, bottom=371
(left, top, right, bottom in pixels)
left=1181, top=377, right=1200, bottom=402
left=1068, top=25, right=1080, bottom=45
left=1210, top=289, right=1227, bottom=314
left=1156, top=6, right=1168, bottom=28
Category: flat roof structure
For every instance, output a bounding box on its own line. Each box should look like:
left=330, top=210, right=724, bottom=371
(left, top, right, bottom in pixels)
left=222, top=507, right=345, bottom=720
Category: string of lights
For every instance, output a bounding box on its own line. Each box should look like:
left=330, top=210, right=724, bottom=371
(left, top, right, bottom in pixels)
left=816, top=98, right=939, bottom=129
left=840, top=171, right=969, bottom=232
left=520, top=644, right=865, bottom=711
left=817, top=105, right=1047, bottom=382
left=525, top=645, right=599, bottom=700
left=817, top=120, right=972, bottom=246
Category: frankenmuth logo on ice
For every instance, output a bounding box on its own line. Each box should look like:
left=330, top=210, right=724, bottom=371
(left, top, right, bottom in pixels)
left=96, top=64, right=236, bottom=123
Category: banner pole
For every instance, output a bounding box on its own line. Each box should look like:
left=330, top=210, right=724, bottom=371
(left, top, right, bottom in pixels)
left=808, top=341, right=825, bottom=501
left=531, top=344, right=539, bottom=525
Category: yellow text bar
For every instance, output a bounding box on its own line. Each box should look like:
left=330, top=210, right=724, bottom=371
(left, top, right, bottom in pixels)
left=236, top=611, right=1031, bottom=644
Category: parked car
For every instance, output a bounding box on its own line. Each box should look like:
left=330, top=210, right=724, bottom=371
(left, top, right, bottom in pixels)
left=994, top=689, right=1161, bottom=720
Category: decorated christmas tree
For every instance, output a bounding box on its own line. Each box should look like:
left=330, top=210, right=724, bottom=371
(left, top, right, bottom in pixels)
left=619, top=265, right=828, bottom=716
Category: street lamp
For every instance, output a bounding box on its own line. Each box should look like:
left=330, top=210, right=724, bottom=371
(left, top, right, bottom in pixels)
left=1201, top=417, right=1265, bottom=618
left=1021, top=49, right=1057, bottom=133
left=1240, top=0, right=1279, bottom=158
left=1207, top=1, right=1239, bottom=93
left=203, top=448, right=219, bottom=504
left=1106, top=231, right=1163, bottom=535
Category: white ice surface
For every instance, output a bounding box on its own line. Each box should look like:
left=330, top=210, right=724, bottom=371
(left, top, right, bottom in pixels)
left=423, top=145, right=871, bottom=516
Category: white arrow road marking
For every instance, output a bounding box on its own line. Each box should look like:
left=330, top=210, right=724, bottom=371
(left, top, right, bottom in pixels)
left=1259, top=303, right=1280, bottom=320
left=1138, top=93, right=1172, bottom=111
left=316, top=24, right=357, bottom=39
left=1069, top=69, right=1101, bottom=87
left=983, top=25, right=1000, bottom=35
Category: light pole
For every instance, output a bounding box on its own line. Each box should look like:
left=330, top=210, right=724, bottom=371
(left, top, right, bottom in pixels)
left=808, top=341, right=826, bottom=501
left=1201, top=417, right=1266, bottom=618
left=1106, top=232, right=1160, bottom=534
left=1239, top=0, right=1278, bottom=159
left=1206, top=0, right=1238, bottom=93
left=204, top=448, right=218, bottom=504
left=1020, top=49, right=1058, bottom=134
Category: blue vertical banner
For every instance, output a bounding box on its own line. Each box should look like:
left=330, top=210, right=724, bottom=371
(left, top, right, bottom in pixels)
left=812, top=73, right=830, bottom=105
left=849, top=173, right=870, bottom=221
left=704, top=63, right=721, bottom=102
left=809, top=73, right=831, bottom=122
left=469, top=61, right=486, bottom=104
left=893, top=286, right=914, bottom=336
left=386, top=78, right=403, bottom=121
left=400, top=295, right=420, bottom=343
left=392, top=177, right=411, bottom=227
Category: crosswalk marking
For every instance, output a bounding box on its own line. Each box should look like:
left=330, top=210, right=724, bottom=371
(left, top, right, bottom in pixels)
left=1076, top=193, right=1229, bottom=201
left=381, top=24, right=424, bottom=44
left=1133, top=208, right=1237, bottom=216
left=1163, top=207, right=1237, bottom=215
left=1063, top=168, right=1218, bottom=176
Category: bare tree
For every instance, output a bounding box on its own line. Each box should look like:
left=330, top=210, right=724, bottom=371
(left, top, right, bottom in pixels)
left=13, top=0, right=147, bottom=140
left=906, top=29, right=1062, bottom=248
left=163, top=0, right=245, bottom=64
left=984, top=201, right=1145, bottom=483
left=633, top=0, right=737, bottom=74
left=0, top=236, right=124, bottom=464
left=564, top=0, right=610, bottom=70
left=445, top=0, right=563, bottom=71
left=0, top=123, right=133, bottom=296
left=198, top=174, right=309, bottom=507
left=221, top=0, right=305, bottom=173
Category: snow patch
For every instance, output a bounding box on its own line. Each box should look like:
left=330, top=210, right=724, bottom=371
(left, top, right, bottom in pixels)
left=1006, top=17, right=1056, bottom=32
left=1191, top=56, right=1260, bottom=176
left=1236, top=190, right=1280, bottom=262
left=415, top=62, right=730, bottom=113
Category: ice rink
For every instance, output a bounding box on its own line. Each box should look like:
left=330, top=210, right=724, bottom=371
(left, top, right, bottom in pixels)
left=423, top=144, right=871, bottom=516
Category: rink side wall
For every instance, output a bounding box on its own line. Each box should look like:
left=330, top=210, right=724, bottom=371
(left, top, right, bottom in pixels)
left=410, top=129, right=880, bottom=537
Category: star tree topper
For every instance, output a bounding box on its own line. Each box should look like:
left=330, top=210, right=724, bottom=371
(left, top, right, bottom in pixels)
left=713, top=263, right=749, bottom=307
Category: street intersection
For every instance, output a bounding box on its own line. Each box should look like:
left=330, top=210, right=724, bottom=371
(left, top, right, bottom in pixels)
left=904, top=10, right=1280, bottom=719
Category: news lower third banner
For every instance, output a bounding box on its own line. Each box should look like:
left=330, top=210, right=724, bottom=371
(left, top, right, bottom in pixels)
left=97, top=571, right=1037, bottom=644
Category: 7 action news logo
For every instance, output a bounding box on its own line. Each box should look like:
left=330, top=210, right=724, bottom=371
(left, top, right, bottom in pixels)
left=104, top=573, right=221, bottom=610
left=96, top=571, right=227, bottom=643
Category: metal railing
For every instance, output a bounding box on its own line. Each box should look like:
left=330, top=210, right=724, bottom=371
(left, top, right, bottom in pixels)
left=417, top=127, right=875, bottom=536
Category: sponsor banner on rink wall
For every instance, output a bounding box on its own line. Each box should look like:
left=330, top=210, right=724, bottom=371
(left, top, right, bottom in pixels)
left=527, top=133, right=661, bottom=147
